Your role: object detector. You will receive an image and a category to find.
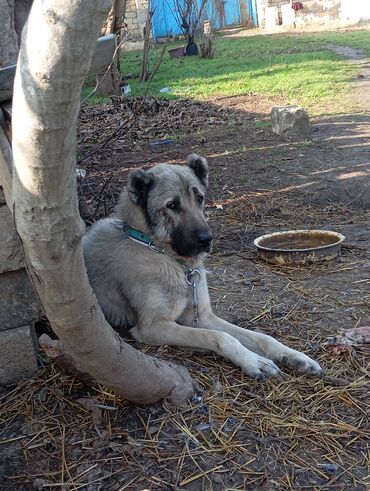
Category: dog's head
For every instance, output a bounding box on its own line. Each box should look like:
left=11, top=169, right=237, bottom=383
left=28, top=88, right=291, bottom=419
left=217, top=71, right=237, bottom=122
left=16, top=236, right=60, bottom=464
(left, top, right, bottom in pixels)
left=126, top=154, right=213, bottom=258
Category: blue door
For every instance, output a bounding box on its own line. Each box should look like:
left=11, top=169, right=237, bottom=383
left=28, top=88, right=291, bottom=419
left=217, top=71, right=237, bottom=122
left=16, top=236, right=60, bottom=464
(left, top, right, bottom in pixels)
left=151, top=0, right=183, bottom=40
left=246, top=0, right=258, bottom=26
left=223, top=0, right=241, bottom=26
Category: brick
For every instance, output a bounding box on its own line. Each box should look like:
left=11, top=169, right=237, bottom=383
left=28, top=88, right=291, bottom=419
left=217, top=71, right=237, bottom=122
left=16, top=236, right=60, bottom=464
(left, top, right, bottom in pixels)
left=0, top=269, right=40, bottom=330
left=0, top=325, right=38, bottom=386
left=0, top=204, right=25, bottom=274
left=136, top=9, right=147, bottom=24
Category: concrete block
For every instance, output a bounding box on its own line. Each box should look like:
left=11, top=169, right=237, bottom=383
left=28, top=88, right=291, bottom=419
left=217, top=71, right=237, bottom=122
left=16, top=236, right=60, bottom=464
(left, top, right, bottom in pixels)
left=0, top=204, right=25, bottom=274
left=271, top=105, right=311, bottom=137
left=125, top=11, right=138, bottom=19
left=125, top=18, right=138, bottom=27
left=0, top=325, right=38, bottom=386
left=265, top=6, right=280, bottom=28
left=136, top=9, right=147, bottom=25
left=281, top=3, right=296, bottom=25
left=0, top=269, right=40, bottom=330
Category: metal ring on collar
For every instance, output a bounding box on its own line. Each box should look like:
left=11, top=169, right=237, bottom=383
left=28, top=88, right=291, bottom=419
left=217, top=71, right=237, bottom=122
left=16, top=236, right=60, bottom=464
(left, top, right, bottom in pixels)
left=148, top=241, right=166, bottom=254
left=185, top=268, right=201, bottom=286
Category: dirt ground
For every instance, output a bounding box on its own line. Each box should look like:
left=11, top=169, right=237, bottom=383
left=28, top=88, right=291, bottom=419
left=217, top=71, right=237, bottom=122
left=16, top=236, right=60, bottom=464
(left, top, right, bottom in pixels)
left=1, top=47, right=369, bottom=490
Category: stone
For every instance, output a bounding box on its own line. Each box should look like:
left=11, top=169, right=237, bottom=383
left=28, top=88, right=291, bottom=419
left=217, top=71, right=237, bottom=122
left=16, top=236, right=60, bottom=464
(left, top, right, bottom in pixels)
left=0, top=203, right=25, bottom=274
left=0, top=325, right=38, bottom=386
left=271, top=105, right=311, bottom=137
left=0, top=269, right=40, bottom=330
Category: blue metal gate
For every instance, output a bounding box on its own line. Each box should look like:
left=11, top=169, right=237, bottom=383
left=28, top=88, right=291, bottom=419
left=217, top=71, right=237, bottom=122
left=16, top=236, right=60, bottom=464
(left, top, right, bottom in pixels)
left=223, top=0, right=241, bottom=26
left=151, top=0, right=183, bottom=39
left=246, top=0, right=258, bottom=26
left=151, top=0, right=257, bottom=40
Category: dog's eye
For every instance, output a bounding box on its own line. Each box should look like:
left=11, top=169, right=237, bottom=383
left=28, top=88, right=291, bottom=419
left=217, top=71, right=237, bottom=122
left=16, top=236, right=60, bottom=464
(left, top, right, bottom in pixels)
left=166, top=201, right=178, bottom=210
left=197, top=195, right=204, bottom=205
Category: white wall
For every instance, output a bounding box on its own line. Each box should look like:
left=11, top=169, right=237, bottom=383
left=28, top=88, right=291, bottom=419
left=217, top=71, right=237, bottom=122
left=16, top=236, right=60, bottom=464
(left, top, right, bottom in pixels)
left=340, top=0, right=370, bottom=23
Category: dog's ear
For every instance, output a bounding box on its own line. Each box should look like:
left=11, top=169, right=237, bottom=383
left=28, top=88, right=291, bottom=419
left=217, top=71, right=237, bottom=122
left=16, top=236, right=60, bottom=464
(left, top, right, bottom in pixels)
left=186, top=154, right=209, bottom=188
left=127, top=169, right=156, bottom=206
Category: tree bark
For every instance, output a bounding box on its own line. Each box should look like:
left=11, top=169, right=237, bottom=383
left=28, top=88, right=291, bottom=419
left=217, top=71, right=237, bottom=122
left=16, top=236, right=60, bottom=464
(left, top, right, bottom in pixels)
left=140, top=10, right=153, bottom=82
left=12, top=0, right=196, bottom=405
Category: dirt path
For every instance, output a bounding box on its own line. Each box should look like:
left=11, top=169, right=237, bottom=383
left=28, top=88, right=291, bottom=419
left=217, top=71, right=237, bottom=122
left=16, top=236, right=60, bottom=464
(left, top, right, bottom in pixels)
left=1, top=45, right=369, bottom=491
left=327, top=44, right=370, bottom=110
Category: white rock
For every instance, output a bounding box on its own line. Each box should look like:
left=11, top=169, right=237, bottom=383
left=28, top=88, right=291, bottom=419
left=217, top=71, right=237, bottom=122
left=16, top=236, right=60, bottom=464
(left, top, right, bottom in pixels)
left=271, top=105, right=311, bottom=137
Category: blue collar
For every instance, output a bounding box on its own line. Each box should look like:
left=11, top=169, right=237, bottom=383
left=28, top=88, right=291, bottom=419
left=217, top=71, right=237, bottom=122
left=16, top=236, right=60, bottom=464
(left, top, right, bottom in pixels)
left=113, top=220, right=188, bottom=266
left=121, top=222, right=166, bottom=254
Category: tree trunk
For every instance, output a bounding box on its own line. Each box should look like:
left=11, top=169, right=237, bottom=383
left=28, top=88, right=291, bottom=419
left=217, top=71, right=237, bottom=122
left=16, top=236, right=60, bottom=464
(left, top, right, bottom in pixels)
left=140, top=10, right=154, bottom=82
left=12, top=0, right=196, bottom=406
left=200, top=20, right=214, bottom=58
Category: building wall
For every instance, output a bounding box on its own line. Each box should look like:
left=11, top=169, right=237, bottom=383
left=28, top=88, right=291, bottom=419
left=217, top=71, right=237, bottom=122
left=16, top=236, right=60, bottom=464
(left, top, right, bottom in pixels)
left=124, top=0, right=148, bottom=40
left=340, top=0, right=370, bottom=23
left=0, top=186, right=40, bottom=386
left=257, top=0, right=370, bottom=28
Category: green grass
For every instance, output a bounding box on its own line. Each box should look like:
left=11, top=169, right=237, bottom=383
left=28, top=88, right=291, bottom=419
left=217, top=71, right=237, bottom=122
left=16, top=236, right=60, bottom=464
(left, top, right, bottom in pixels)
left=81, top=88, right=110, bottom=104
left=86, top=28, right=370, bottom=114
left=254, top=120, right=271, bottom=129
left=308, top=29, right=370, bottom=56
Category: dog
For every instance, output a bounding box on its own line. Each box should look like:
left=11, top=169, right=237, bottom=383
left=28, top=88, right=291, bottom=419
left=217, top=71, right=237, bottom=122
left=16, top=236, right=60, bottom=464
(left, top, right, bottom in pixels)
left=83, top=154, right=321, bottom=379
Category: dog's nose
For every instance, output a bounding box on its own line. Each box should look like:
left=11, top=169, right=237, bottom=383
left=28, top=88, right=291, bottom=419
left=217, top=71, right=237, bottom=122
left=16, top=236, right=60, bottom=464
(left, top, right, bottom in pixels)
left=197, top=231, right=213, bottom=246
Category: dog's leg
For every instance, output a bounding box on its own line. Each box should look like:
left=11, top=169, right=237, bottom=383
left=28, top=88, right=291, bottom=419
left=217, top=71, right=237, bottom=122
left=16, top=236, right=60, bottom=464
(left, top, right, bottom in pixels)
left=198, top=313, right=321, bottom=376
left=131, top=321, right=282, bottom=379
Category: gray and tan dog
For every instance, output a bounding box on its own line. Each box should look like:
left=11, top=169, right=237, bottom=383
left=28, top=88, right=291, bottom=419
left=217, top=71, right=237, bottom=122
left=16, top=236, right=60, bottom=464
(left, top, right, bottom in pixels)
left=83, top=154, right=321, bottom=379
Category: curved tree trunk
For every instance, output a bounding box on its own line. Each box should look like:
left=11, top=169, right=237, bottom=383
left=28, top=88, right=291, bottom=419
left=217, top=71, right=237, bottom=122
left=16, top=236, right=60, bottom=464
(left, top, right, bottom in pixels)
left=11, top=0, right=196, bottom=405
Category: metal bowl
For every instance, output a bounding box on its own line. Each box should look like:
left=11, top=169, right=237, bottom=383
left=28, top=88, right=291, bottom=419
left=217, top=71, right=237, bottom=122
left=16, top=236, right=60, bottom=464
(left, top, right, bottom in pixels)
left=254, top=230, right=345, bottom=265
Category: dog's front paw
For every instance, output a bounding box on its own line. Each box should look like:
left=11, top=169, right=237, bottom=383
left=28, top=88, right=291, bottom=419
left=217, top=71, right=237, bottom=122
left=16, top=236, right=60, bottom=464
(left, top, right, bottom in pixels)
left=280, top=349, right=322, bottom=376
left=241, top=353, right=282, bottom=380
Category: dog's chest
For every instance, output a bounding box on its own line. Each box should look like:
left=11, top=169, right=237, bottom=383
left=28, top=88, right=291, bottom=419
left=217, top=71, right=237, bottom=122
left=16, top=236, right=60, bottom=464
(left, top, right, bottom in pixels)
left=159, top=263, right=193, bottom=309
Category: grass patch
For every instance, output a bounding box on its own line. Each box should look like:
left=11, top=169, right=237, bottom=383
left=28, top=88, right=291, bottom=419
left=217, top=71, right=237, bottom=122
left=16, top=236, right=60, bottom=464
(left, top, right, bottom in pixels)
left=254, top=120, right=271, bottom=129
left=81, top=87, right=110, bottom=105
left=307, top=28, right=370, bottom=56
left=85, top=28, right=370, bottom=114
